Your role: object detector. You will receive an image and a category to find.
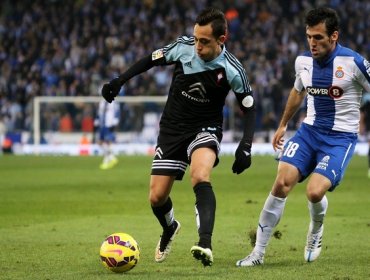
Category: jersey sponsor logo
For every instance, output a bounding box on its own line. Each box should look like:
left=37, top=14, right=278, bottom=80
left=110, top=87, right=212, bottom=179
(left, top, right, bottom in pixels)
left=306, top=86, right=344, bottom=99
left=152, top=49, right=164, bottom=60
left=335, top=66, right=344, bottom=78
left=181, top=82, right=210, bottom=103
left=307, top=87, right=328, bottom=96
left=188, top=82, right=206, bottom=97
left=328, top=86, right=344, bottom=99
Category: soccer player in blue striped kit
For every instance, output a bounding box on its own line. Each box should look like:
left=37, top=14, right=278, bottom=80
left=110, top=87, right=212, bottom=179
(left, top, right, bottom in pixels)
left=96, top=99, right=120, bottom=170
left=101, top=8, right=256, bottom=266
left=236, top=7, right=370, bottom=267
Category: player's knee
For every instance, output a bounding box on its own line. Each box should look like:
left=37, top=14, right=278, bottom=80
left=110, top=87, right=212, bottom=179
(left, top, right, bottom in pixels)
left=149, top=189, right=166, bottom=207
left=306, top=188, right=324, bottom=203
left=271, top=178, right=294, bottom=198
left=190, top=169, right=210, bottom=186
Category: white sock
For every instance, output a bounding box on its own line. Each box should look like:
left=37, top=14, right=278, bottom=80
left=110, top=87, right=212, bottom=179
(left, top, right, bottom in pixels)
left=102, top=144, right=112, bottom=162
left=254, top=193, right=287, bottom=255
left=108, top=153, right=116, bottom=162
left=308, top=195, right=328, bottom=233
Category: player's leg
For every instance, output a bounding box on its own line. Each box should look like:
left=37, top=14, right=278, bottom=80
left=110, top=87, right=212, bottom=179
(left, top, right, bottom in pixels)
left=150, top=129, right=189, bottom=262
left=304, top=134, right=356, bottom=262
left=98, top=127, right=108, bottom=168
left=237, top=124, right=317, bottom=267
left=99, top=142, right=110, bottom=169
left=150, top=175, right=181, bottom=262
left=105, top=128, right=118, bottom=168
left=186, top=130, right=221, bottom=266
left=99, top=127, right=118, bottom=169
left=304, top=173, right=330, bottom=262
left=236, top=162, right=299, bottom=267
left=189, top=147, right=216, bottom=266
left=306, top=173, right=330, bottom=227
left=106, top=142, right=118, bottom=167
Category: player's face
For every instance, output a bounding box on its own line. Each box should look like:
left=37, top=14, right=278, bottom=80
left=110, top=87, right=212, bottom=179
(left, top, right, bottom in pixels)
left=306, top=22, right=338, bottom=60
left=193, top=23, right=225, bottom=62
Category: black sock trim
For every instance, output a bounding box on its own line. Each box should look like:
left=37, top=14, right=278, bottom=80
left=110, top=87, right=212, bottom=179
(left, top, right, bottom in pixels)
left=193, top=181, right=211, bottom=192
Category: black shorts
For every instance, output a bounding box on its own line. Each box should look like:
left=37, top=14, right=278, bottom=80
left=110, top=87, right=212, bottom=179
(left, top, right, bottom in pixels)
left=151, top=126, right=223, bottom=180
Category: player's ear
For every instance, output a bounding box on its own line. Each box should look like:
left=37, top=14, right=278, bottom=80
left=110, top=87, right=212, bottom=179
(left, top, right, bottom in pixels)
left=330, top=31, right=338, bottom=43
left=217, top=35, right=226, bottom=45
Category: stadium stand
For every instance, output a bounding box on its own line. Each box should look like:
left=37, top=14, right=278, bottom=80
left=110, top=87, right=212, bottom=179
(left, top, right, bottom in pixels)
left=0, top=0, right=369, bottom=144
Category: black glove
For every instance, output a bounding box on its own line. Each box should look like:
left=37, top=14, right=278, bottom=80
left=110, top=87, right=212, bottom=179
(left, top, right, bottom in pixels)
left=232, top=141, right=252, bottom=174
left=101, top=77, right=122, bottom=103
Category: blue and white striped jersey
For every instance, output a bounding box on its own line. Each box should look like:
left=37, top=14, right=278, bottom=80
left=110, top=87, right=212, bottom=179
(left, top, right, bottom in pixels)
left=151, top=36, right=252, bottom=131
left=294, top=44, right=370, bottom=133
left=97, top=100, right=120, bottom=128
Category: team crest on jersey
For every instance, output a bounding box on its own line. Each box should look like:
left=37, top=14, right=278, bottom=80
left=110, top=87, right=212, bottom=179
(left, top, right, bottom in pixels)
left=317, top=155, right=330, bottom=171
left=152, top=49, right=164, bottom=61
left=217, top=72, right=223, bottom=84
left=335, top=66, right=344, bottom=78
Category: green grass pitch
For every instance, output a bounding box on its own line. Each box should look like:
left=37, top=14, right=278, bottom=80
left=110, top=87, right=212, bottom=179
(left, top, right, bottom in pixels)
left=0, top=155, right=369, bottom=280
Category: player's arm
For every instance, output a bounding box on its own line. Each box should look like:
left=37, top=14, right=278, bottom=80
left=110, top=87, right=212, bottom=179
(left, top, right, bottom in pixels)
left=272, top=87, right=306, bottom=151
left=232, top=93, right=256, bottom=174
left=101, top=52, right=168, bottom=103
left=359, top=103, right=366, bottom=135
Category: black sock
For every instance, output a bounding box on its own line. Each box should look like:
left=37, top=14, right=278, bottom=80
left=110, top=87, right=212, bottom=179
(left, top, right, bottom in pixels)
left=193, top=182, right=216, bottom=250
left=151, top=197, right=175, bottom=231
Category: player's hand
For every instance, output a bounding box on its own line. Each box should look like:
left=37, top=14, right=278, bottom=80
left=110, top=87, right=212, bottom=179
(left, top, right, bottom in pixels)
left=272, top=125, right=287, bottom=151
left=101, top=77, right=122, bottom=103
left=232, top=141, right=251, bottom=174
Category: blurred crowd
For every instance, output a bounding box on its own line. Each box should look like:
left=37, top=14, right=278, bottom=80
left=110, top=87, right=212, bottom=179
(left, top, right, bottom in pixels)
left=0, top=0, right=369, bottom=141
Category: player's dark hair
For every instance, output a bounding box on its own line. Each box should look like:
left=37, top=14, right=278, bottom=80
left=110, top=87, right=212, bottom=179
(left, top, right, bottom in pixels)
left=305, top=7, right=339, bottom=36
left=195, top=7, right=227, bottom=38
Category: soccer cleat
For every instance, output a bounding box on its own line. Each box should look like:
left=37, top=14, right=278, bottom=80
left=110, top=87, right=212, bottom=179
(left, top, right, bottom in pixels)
left=236, top=250, right=264, bottom=267
left=99, top=162, right=109, bottom=170
left=304, top=224, right=324, bottom=262
left=190, top=245, right=213, bottom=266
left=155, top=220, right=181, bottom=263
left=100, top=157, right=118, bottom=170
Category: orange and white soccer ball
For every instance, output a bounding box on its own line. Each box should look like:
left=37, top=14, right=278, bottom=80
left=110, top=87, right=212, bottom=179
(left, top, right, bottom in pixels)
left=100, top=232, right=140, bottom=273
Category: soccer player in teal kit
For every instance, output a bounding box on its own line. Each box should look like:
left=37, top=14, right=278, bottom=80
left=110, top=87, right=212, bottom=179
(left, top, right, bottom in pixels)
left=102, top=8, right=256, bottom=266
